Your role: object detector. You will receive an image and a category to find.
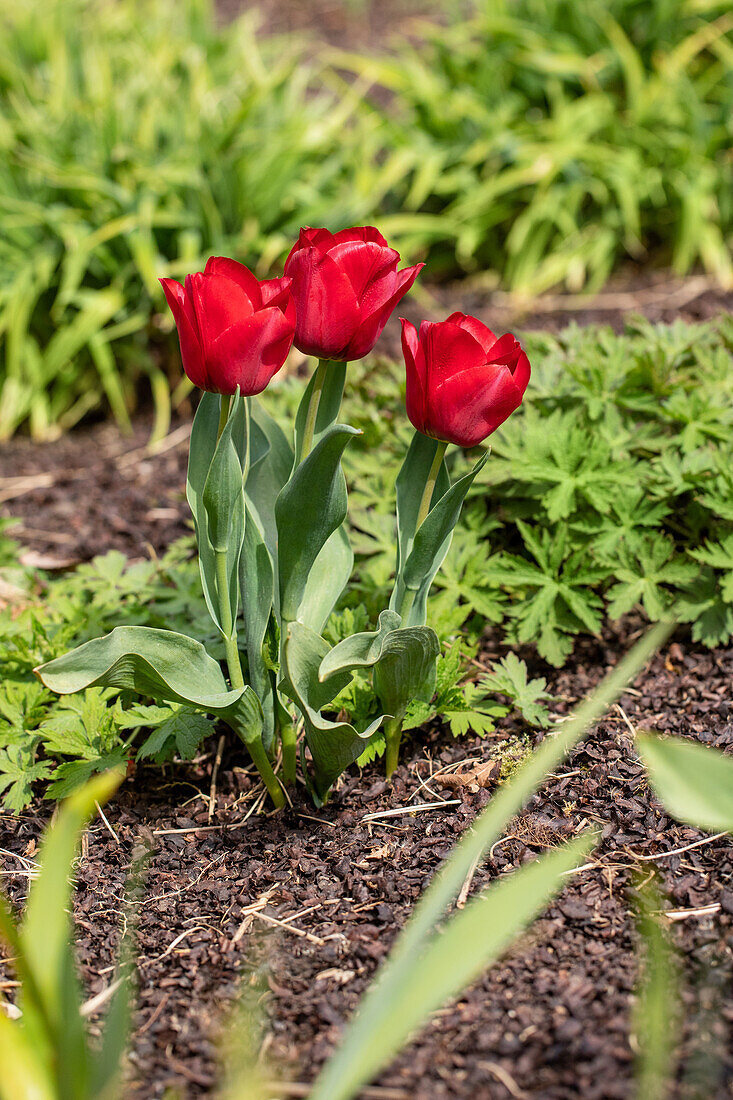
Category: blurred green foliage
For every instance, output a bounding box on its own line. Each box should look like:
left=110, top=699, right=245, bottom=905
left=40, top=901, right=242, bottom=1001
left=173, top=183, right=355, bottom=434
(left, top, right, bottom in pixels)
left=0, top=0, right=731, bottom=437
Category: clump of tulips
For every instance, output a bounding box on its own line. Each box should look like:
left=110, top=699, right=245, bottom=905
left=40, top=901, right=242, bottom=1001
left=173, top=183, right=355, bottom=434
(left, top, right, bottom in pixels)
left=37, top=227, right=530, bottom=808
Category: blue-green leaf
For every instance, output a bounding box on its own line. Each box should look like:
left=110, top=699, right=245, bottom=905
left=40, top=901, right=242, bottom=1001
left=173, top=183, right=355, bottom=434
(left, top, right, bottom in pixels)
left=276, top=424, right=360, bottom=623
left=281, top=621, right=386, bottom=804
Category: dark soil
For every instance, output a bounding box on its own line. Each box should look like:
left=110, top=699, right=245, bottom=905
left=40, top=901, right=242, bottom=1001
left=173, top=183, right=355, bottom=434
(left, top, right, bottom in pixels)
left=2, top=629, right=732, bottom=1098
left=2, top=276, right=731, bottom=565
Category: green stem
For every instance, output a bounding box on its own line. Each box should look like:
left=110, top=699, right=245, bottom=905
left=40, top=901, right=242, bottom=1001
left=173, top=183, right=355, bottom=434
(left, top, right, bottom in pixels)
left=398, top=440, right=448, bottom=622
left=299, top=358, right=329, bottom=461
left=245, top=736, right=285, bottom=809
left=217, top=393, right=231, bottom=441
left=280, top=720, right=297, bottom=785
left=385, top=717, right=404, bottom=779
left=416, top=440, right=448, bottom=529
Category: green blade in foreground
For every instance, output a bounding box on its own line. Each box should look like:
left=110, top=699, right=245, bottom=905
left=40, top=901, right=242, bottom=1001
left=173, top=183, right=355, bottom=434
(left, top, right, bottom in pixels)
left=310, top=834, right=592, bottom=1100
left=309, top=619, right=672, bottom=1100
left=637, top=733, right=733, bottom=832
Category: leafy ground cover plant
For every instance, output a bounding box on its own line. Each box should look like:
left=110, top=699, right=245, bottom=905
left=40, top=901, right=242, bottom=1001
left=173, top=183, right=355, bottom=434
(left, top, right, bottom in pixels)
left=34, top=229, right=533, bottom=807
left=1, top=0, right=731, bottom=438
left=0, top=623, right=667, bottom=1100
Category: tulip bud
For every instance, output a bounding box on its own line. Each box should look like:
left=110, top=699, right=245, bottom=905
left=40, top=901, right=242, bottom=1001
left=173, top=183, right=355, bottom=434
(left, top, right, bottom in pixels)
left=284, top=226, right=423, bottom=361
left=160, top=257, right=295, bottom=396
left=401, top=313, right=531, bottom=448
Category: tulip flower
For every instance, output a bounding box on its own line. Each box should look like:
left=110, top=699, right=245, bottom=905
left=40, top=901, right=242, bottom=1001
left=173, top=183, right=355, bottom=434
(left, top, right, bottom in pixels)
left=401, top=312, right=531, bottom=448
left=160, top=257, right=295, bottom=396
left=284, top=226, right=423, bottom=362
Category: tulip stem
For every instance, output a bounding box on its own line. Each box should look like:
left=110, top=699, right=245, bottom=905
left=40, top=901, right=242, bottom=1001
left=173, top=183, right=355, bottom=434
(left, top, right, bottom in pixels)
left=416, top=440, right=448, bottom=530
left=217, top=394, right=231, bottom=441
left=300, top=358, right=329, bottom=461
left=384, top=717, right=404, bottom=779
left=245, top=737, right=286, bottom=809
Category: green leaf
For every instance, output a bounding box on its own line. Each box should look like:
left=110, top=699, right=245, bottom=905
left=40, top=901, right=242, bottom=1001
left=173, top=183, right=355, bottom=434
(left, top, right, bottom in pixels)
left=202, top=393, right=249, bottom=637
left=0, top=1010, right=55, bottom=1100
left=35, top=626, right=242, bottom=712
left=394, top=431, right=450, bottom=582
left=186, top=392, right=221, bottom=632
left=281, top=621, right=386, bottom=805
left=310, top=834, right=593, bottom=1100
left=318, top=609, right=402, bottom=681
left=293, top=360, right=346, bottom=466
left=632, top=882, right=680, bottom=1100
left=136, top=709, right=213, bottom=762
left=480, top=652, right=554, bottom=728
left=372, top=627, right=440, bottom=720
left=296, top=525, right=354, bottom=636
left=20, top=772, right=123, bottom=1096
left=246, top=401, right=294, bottom=589
left=276, top=424, right=360, bottom=623
left=638, top=733, right=733, bottom=832
left=0, top=745, right=52, bottom=813
left=392, top=451, right=488, bottom=626
left=240, top=503, right=276, bottom=751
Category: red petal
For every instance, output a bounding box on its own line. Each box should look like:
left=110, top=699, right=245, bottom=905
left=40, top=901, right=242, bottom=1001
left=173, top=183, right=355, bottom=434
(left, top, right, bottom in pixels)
left=446, top=312, right=498, bottom=355
left=345, top=263, right=424, bottom=360
left=486, top=331, right=522, bottom=367
left=284, top=227, right=334, bottom=268
left=260, top=275, right=293, bottom=311
left=330, top=225, right=390, bottom=249
left=285, top=247, right=360, bottom=360
left=327, top=240, right=399, bottom=305
left=207, top=307, right=295, bottom=396
left=512, top=348, right=531, bottom=394
left=187, top=272, right=255, bottom=356
left=203, top=257, right=262, bottom=308
left=160, top=278, right=207, bottom=389
left=401, top=318, right=428, bottom=434
left=434, top=364, right=524, bottom=447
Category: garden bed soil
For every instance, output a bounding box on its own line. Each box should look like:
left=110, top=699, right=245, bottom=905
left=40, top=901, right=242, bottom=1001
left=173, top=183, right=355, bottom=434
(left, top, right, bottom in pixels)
left=1, top=628, right=732, bottom=1098
left=2, top=276, right=731, bottom=566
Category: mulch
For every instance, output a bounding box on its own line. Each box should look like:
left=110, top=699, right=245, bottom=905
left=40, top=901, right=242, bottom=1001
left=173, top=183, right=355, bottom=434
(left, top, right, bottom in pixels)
left=1, top=628, right=732, bottom=1098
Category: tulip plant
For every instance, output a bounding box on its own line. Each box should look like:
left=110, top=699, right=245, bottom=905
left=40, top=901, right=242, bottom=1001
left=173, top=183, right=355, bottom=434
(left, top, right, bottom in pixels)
left=36, top=227, right=531, bottom=808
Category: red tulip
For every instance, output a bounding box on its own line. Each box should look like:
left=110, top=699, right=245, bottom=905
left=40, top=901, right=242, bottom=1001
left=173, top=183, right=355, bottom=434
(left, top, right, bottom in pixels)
left=160, top=257, right=295, bottom=395
left=401, top=312, right=531, bottom=447
left=284, top=226, right=423, bottom=361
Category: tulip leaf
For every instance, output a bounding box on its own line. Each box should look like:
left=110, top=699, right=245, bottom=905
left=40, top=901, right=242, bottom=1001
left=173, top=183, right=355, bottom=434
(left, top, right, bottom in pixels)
left=293, top=360, right=347, bottom=466
left=35, top=626, right=244, bottom=713
left=392, top=450, right=489, bottom=626
left=247, top=401, right=294, bottom=593
left=276, top=423, right=360, bottom=623
left=319, top=609, right=402, bottom=681
left=297, top=525, right=354, bottom=636
left=186, top=392, right=221, bottom=631
left=394, top=431, right=450, bottom=582
left=281, top=621, right=386, bottom=805
left=373, top=626, right=440, bottom=719
left=240, top=503, right=276, bottom=751
left=201, top=392, right=248, bottom=636
left=637, top=733, right=733, bottom=832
